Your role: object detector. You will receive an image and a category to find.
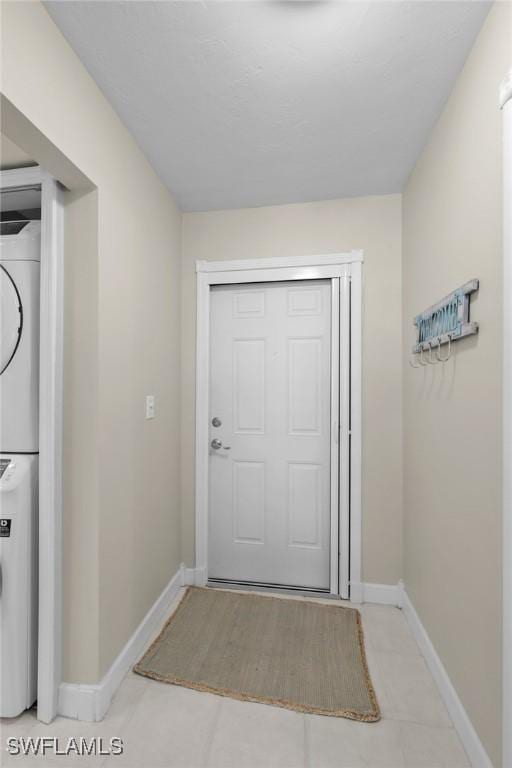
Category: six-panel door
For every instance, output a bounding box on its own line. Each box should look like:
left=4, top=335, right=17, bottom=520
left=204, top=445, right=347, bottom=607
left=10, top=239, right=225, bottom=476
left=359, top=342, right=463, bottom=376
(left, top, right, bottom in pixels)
left=208, top=280, right=332, bottom=590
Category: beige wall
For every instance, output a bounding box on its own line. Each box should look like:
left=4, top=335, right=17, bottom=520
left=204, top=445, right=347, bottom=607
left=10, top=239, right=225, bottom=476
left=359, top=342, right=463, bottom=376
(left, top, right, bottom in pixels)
left=402, top=4, right=509, bottom=765
left=182, top=194, right=403, bottom=586
left=0, top=133, right=35, bottom=169
left=1, top=1, right=183, bottom=682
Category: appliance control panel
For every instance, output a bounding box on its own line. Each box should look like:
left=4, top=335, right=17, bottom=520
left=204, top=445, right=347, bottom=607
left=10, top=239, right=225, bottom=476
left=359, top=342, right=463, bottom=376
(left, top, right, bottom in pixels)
left=0, top=458, right=28, bottom=492
left=0, top=458, right=14, bottom=481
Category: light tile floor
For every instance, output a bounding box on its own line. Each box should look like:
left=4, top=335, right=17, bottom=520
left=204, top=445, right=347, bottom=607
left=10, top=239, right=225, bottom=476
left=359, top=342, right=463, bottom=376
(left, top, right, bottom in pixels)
left=0, top=589, right=470, bottom=768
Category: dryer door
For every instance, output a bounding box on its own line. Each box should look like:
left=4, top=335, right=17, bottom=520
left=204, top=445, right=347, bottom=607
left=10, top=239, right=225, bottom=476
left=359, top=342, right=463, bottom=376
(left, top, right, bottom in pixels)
left=0, top=265, right=22, bottom=375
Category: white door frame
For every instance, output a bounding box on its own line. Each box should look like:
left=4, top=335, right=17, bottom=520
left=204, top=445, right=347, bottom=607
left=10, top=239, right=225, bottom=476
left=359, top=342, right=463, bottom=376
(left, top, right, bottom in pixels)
left=500, top=67, right=512, bottom=768
left=195, top=251, right=363, bottom=599
left=0, top=166, right=64, bottom=723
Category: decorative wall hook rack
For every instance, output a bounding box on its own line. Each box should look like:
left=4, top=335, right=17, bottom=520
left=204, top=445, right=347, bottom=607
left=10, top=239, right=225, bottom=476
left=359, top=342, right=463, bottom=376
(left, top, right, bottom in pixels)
left=412, top=279, right=479, bottom=355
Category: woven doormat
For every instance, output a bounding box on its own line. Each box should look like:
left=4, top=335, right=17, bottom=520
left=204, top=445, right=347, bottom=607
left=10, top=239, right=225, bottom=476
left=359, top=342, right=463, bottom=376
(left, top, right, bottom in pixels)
left=134, top=587, right=380, bottom=721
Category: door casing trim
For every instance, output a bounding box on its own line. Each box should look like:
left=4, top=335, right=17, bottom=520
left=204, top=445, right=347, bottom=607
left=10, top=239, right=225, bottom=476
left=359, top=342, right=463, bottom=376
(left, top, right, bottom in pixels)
left=195, top=252, right=363, bottom=599
left=501, top=68, right=512, bottom=768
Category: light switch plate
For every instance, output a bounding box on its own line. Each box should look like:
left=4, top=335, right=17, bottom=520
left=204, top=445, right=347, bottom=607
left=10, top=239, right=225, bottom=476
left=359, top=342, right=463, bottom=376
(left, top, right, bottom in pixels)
left=145, top=395, right=155, bottom=420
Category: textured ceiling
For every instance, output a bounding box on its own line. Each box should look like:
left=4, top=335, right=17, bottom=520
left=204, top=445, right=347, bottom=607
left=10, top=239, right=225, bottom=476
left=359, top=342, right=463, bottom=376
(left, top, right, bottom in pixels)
left=45, top=1, right=490, bottom=211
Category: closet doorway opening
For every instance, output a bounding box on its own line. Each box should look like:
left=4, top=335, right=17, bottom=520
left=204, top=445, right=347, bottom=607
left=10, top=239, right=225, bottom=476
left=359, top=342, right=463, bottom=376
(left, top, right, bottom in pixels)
left=0, top=165, right=64, bottom=724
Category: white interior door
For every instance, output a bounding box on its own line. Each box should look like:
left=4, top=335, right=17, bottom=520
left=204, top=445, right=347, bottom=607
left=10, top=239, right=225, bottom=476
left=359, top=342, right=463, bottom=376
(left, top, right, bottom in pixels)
left=208, top=279, right=333, bottom=590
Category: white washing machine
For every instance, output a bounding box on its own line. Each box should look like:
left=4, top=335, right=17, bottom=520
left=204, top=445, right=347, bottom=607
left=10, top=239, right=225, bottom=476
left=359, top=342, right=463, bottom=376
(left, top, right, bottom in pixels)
left=1, top=220, right=41, bottom=452
left=0, top=219, right=40, bottom=717
left=0, top=456, right=38, bottom=716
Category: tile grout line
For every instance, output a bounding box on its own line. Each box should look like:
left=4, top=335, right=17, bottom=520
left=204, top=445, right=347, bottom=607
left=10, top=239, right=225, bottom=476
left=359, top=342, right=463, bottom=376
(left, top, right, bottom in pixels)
left=367, top=636, right=454, bottom=731
left=201, top=696, right=224, bottom=767
left=98, top=676, right=160, bottom=768
left=379, top=715, right=460, bottom=730
left=395, top=720, right=411, bottom=768
left=303, top=714, right=311, bottom=768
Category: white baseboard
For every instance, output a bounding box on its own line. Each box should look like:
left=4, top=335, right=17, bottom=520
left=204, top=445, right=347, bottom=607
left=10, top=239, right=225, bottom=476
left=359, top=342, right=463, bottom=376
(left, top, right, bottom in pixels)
left=181, top=575, right=401, bottom=604
left=401, top=588, right=493, bottom=768
left=184, top=566, right=207, bottom=586
left=350, top=581, right=402, bottom=606
left=184, top=574, right=400, bottom=603
left=58, top=564, right=186, bottom=721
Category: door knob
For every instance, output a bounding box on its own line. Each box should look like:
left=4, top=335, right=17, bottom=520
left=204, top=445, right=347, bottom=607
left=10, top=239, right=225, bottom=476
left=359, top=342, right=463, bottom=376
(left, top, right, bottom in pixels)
left=210, top=439, right=231, bottom=451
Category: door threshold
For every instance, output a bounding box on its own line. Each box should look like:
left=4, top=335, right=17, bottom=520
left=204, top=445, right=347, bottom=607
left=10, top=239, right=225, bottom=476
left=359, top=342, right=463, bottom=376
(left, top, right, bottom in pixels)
left=207, top=578, right=337, bottom=600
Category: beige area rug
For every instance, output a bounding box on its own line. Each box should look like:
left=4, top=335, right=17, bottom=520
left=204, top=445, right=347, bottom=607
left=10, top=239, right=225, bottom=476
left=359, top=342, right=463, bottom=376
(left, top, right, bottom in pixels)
left=134, top=587, right=380, bottom=721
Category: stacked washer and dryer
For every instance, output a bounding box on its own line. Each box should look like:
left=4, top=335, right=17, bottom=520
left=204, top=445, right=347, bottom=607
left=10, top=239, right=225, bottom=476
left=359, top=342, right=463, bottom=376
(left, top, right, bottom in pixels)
left=0, top=216, right=41, bottom=717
